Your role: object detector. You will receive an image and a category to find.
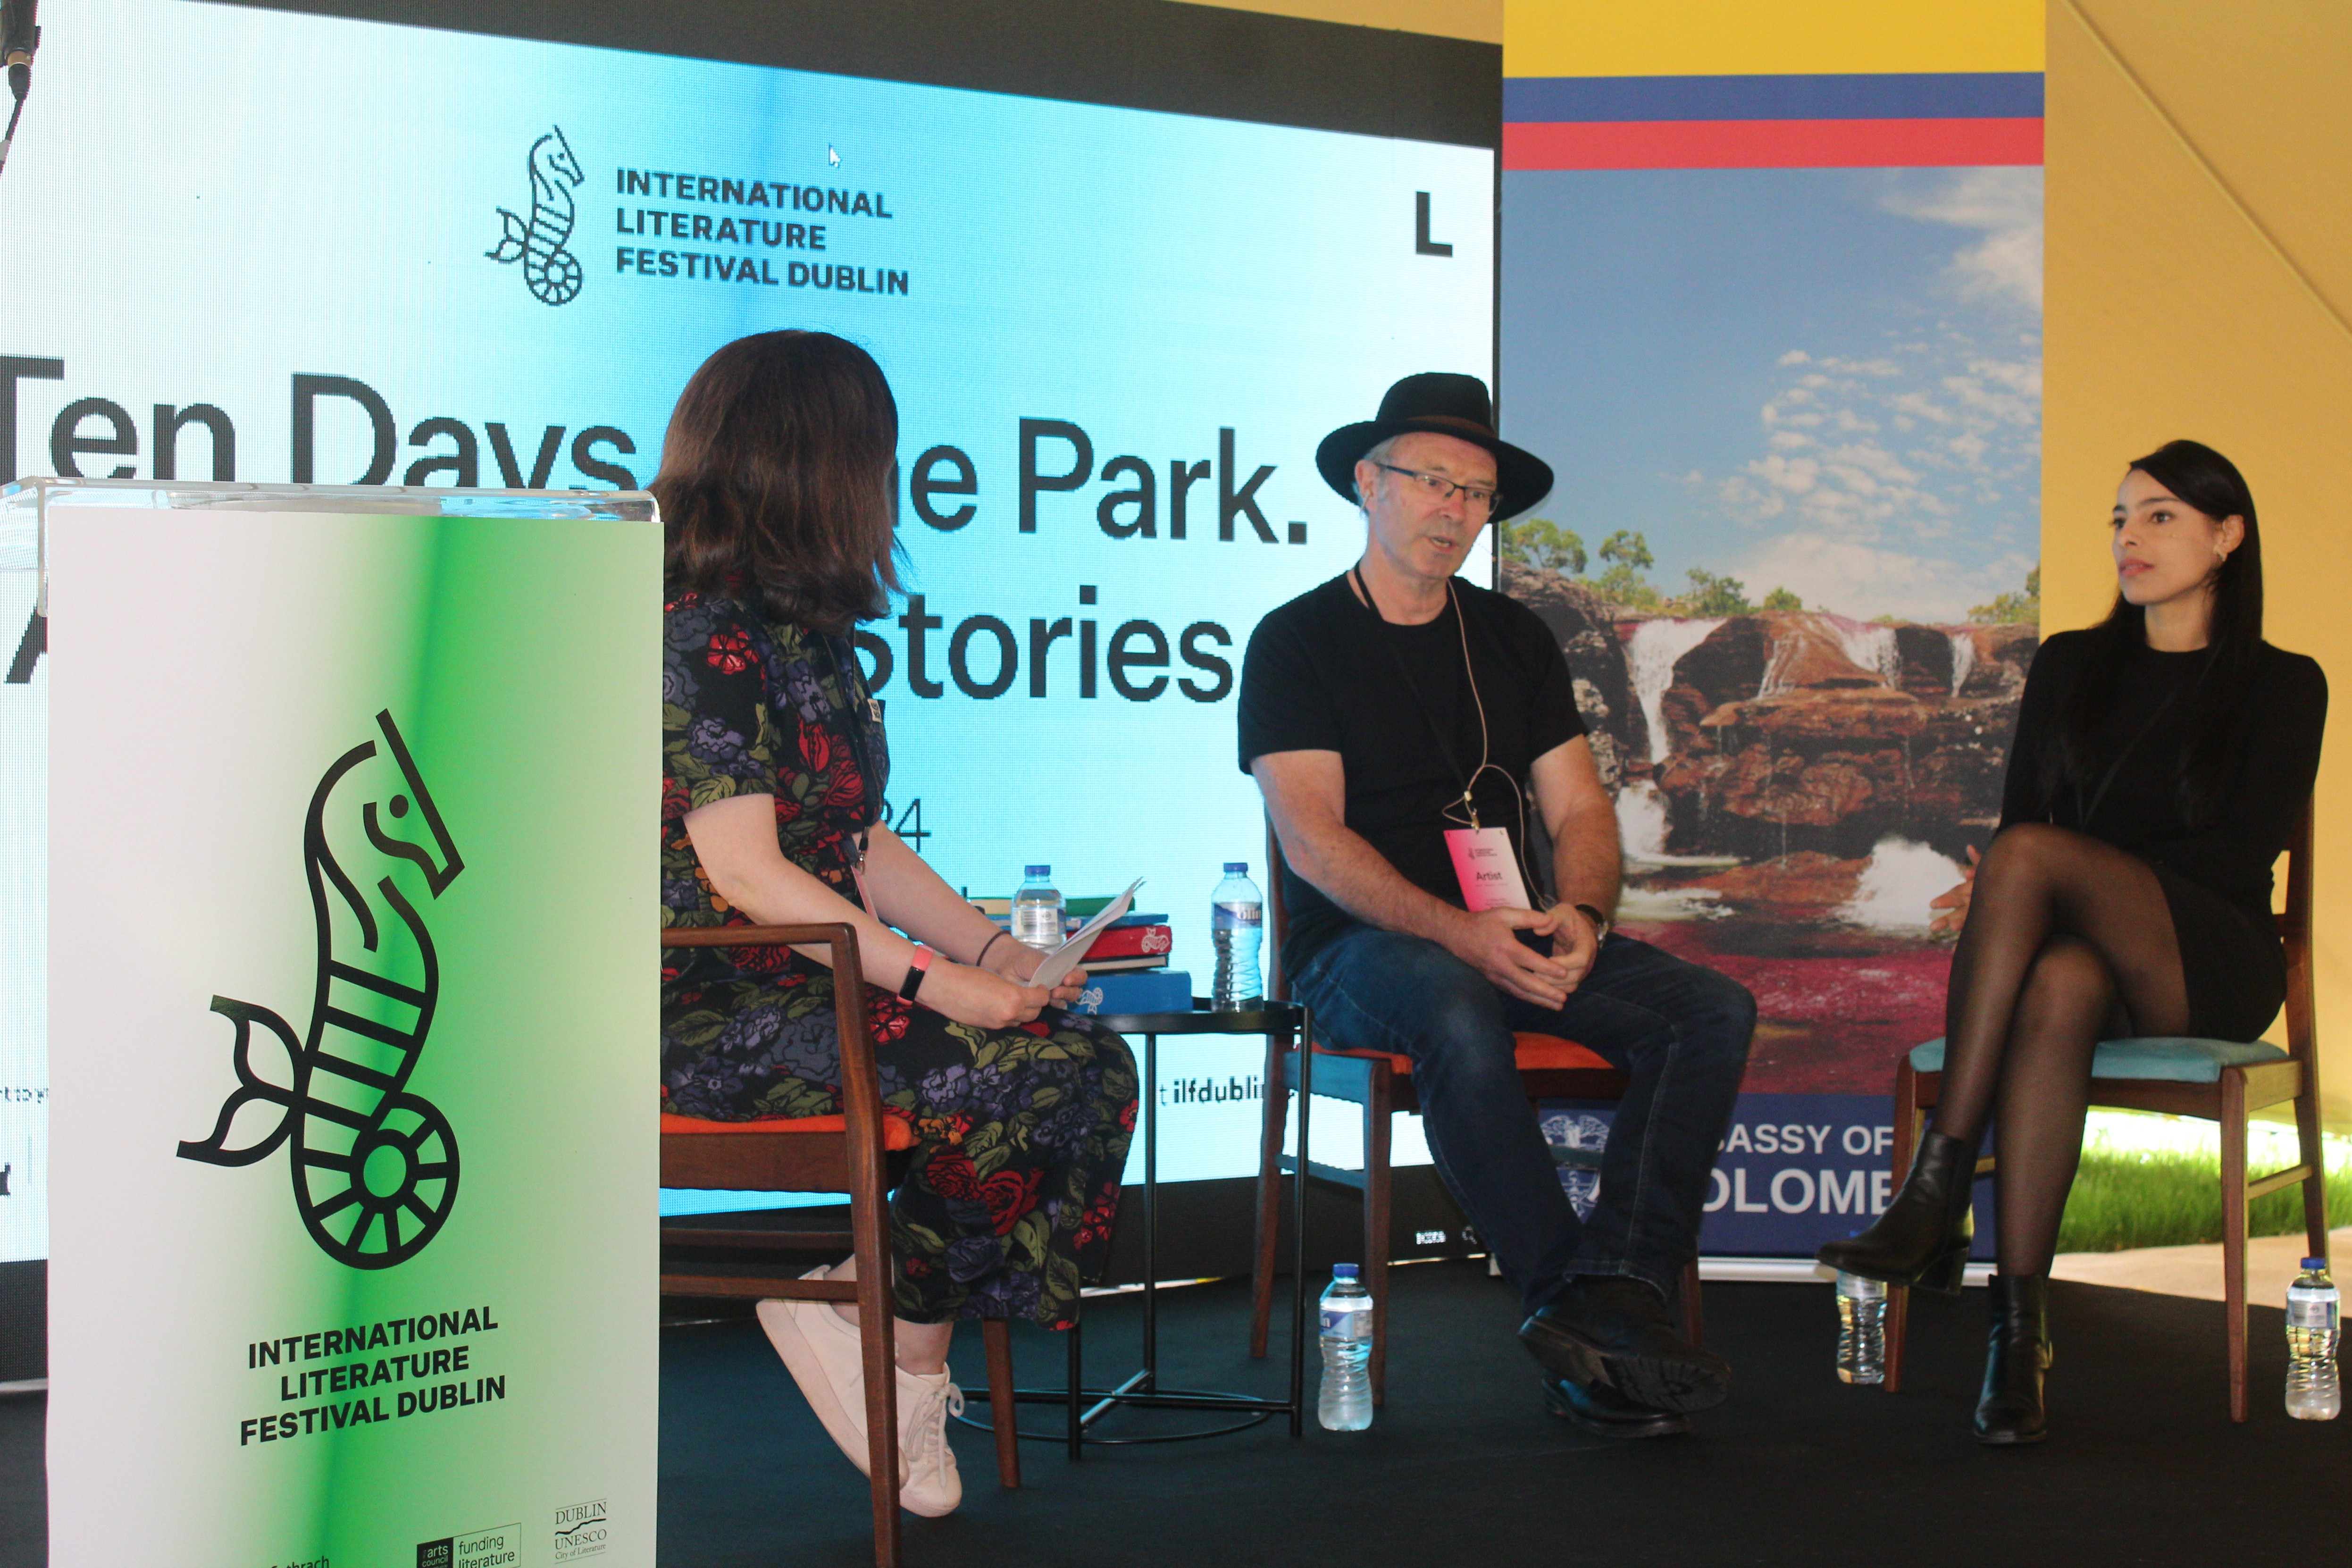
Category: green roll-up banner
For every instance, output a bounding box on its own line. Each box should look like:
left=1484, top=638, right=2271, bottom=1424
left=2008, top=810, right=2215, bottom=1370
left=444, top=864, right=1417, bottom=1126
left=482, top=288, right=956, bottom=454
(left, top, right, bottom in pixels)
left=43, top=490, right=658, bottom=1568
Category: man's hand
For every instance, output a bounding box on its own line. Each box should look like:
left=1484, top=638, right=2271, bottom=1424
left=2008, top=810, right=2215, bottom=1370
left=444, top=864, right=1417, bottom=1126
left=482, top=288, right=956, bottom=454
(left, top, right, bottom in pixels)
left=1445, top=906, right=1576, bottom=1010
left=1528, top=736, right=1621, bottom=990
left=1550, top=902, right=1602, bottom=990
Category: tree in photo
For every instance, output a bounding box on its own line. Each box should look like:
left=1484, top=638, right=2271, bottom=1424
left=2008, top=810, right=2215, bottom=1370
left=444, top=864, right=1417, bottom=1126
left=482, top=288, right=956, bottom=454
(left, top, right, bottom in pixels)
left=1677, top=567, right=1752, bottom=617
left=1590, top=529, right=1663, bottom=610
left=1499, top=516, right=1587, bottom=575
left=1969, top=565, right=2041, bottom=626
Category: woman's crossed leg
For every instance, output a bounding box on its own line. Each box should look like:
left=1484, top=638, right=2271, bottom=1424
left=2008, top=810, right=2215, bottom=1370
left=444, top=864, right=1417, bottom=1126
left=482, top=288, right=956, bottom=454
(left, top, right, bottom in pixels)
left=1934, top=822, right=2192, bottom=1274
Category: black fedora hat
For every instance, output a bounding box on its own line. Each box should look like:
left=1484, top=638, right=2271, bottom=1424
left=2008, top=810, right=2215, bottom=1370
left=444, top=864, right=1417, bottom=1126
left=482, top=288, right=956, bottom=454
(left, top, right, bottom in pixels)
left=1315, top=372, right=1554, bottom=521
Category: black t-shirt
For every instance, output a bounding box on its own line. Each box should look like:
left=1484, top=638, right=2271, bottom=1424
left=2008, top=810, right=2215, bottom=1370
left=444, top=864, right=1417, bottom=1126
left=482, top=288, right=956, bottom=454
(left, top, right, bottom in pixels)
left=1237, top=572, right=1586, bottom=975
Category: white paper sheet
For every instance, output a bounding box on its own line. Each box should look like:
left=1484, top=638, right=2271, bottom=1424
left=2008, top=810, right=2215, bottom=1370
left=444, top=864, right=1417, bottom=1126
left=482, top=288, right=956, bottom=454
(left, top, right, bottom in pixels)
left=1029, top=878, right=1144, bottom=987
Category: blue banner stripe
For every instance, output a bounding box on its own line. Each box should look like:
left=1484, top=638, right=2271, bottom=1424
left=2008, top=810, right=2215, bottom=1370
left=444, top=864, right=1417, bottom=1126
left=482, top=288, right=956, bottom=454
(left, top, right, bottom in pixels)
left=1503, top=72, right=2043, bottom=125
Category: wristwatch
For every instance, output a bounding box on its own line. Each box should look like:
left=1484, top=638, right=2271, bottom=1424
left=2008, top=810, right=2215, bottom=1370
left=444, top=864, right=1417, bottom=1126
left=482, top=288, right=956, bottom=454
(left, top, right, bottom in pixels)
left=1572, top=903, right=1612, bottom=944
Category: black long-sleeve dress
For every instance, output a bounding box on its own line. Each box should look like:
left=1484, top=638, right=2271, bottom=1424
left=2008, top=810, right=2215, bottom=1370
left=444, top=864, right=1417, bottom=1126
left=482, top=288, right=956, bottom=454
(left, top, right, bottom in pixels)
left=1998, top=629, right=2327, bottom=1040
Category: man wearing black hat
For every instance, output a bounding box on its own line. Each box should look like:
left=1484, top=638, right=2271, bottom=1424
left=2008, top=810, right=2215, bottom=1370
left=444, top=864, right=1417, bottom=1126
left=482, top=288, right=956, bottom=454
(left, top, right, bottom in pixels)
left=1238, top=373, right=1755, bottom=1438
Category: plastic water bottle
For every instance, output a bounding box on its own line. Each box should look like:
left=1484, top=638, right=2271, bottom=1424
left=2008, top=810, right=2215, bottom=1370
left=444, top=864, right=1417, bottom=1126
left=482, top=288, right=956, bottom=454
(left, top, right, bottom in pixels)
left=1318, top=1263, right=1373, bottom=1431
left=1835, top=1270, right=1886, bottom=1385
left=1012, top=864, right=1063, bottom=952
left=1211, top=862, right=1263, bottom=1010
left=2286, top=1257, right=2341, bottom=1420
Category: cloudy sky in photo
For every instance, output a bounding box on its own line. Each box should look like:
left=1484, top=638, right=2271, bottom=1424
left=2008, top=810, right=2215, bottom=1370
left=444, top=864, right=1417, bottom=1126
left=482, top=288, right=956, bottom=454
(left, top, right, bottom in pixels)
left=1501, top=165, right=2043, bottom=623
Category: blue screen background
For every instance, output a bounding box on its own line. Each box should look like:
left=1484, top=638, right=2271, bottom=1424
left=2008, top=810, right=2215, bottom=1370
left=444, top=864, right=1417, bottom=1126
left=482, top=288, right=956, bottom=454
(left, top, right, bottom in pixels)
left=0, top=0, right=1493, bottom=1247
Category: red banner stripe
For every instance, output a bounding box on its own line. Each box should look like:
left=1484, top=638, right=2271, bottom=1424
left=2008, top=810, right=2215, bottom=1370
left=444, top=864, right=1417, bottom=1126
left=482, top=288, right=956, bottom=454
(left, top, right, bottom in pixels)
left=1503, top=117, right=2043, bottom=171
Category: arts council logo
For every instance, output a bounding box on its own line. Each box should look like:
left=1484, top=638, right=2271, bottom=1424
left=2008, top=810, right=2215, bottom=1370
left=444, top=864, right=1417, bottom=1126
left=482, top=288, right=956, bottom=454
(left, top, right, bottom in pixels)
left=419, top=1521, right=521, bottom=1568
left=176, top=710, right=468, bottom=1268
left=488, top=126, right=586, bottom=305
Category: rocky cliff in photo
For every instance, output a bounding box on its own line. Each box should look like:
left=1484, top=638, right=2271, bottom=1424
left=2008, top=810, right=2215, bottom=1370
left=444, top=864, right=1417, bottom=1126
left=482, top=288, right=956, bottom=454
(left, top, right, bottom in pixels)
left=1649, top=613, right=2036, bottom=864
left=1505, top=561, right=2036, bottom=868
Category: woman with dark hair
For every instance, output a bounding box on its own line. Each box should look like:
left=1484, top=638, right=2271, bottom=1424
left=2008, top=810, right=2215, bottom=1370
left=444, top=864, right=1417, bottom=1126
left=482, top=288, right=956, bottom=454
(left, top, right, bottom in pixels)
left=659, top=330, right=1137, bottom=1514
left=1820, top=439, right=2325, bottom=1444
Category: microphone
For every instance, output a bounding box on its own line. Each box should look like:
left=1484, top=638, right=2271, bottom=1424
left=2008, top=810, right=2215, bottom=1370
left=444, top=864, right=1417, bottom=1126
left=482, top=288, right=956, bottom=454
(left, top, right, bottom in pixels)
left=3, top=0, right=37, bottom=103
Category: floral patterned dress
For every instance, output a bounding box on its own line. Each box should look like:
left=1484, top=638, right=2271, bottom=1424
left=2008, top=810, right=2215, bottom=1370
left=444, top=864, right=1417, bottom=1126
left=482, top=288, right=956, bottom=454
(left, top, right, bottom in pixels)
left=661, top=590, right=1137, bottom=1328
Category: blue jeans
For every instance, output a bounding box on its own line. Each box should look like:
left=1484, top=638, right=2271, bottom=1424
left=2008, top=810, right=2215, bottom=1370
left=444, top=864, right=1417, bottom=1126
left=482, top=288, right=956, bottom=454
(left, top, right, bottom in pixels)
left=1290, top=927, right=1754, bottom=1316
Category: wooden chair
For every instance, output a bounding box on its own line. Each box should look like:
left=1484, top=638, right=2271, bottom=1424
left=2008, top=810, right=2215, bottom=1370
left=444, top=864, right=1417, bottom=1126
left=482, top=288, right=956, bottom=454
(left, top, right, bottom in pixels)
left=1246, top=828, right=1704, bottom=1405
left=1883, top=805, right=2331, bottom=1421
left=659, top=924, right=1021, bottom=1568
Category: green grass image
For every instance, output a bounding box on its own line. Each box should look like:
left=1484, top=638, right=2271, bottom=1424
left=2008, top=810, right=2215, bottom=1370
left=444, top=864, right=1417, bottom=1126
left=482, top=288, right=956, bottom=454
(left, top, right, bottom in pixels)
left=2056, top=1115, right=2352, bottom=1254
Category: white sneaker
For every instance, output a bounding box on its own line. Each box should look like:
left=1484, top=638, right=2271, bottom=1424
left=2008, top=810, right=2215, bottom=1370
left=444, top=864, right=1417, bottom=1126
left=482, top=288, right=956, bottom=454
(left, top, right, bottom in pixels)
left=896, top=1367, right=964, bottom=1517
left=756, top=1266, right=894, bottom=1480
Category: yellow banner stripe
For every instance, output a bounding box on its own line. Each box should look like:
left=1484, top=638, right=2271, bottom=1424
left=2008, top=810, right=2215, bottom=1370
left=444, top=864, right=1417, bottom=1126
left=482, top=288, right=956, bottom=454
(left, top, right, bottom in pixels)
left=1506, top=0, right=2043, bottom=79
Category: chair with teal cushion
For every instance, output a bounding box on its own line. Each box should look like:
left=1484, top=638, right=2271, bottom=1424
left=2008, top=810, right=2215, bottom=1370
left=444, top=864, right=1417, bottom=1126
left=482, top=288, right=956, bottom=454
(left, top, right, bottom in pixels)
left=1906, top=1035, right=2290, bottom=1082
left=1882, top=805, right=2331, bottom=1422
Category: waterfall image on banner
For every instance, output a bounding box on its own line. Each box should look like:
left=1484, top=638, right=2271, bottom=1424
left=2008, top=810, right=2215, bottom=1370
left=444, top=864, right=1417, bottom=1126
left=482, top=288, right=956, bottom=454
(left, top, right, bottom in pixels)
left=1502, top=164, right=2042, bottom=1095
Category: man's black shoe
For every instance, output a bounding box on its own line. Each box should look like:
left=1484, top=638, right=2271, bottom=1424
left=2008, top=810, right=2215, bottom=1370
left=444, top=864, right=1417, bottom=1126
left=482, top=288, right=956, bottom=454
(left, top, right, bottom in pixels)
left=1543, top=1374, right=1690, bottom=1440
left=1519, top=1275, right=1730, bottom=1415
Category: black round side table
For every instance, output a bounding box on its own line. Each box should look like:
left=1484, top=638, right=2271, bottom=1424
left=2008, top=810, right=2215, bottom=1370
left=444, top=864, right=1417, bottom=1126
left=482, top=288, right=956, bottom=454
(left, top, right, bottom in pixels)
left=958, top=998, right=1317, bottom=1453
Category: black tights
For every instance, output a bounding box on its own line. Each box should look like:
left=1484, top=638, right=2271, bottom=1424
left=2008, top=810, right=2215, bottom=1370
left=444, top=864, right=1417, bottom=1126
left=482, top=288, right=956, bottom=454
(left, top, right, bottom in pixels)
left=1933, top=823, right=2190, bottom=1276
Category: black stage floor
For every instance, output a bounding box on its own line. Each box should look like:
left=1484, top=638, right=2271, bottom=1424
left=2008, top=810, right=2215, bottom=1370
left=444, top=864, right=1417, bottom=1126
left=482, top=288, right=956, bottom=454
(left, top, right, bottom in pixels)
left=6, top=1263, right=2346, bottom=1566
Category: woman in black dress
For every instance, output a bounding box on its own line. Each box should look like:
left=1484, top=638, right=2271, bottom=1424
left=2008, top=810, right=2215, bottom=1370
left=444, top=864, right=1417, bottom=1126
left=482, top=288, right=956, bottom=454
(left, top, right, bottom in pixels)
left=659, top=331, right=1137, bottom=1513
left=1820, top=440, right=2326, bottom=1444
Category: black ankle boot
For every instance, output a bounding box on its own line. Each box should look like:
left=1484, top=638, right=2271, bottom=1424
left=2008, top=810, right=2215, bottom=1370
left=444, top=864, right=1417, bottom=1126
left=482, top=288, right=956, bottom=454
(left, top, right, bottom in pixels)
left=1815, top=1129, right=1976, bottom=1294
left=1974, top=1273, right=2052, bottom=1445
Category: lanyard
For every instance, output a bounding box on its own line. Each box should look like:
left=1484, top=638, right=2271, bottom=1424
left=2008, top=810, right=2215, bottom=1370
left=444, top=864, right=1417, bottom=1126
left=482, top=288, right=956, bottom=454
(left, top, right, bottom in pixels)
left=1349, top=567, right=1487, bottom=827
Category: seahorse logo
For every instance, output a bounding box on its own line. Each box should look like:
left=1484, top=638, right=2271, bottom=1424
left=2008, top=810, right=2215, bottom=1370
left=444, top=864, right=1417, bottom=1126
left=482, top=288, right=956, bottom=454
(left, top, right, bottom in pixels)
left=177, top=711, right=466, bottom=1270
left=487, top=126, right=586, bottom=306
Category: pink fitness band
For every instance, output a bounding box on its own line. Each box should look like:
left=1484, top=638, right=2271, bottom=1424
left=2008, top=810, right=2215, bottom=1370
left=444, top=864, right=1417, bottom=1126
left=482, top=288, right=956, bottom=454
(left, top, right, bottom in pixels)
left=899, top=944, right=934, bottom=1001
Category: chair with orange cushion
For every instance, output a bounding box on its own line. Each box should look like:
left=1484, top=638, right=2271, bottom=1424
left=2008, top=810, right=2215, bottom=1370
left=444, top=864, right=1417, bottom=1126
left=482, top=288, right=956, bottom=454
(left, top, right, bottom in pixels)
left=659, top=924, right=1020, bottom=1568
left=1246, top=830, right=1703, bottom=1405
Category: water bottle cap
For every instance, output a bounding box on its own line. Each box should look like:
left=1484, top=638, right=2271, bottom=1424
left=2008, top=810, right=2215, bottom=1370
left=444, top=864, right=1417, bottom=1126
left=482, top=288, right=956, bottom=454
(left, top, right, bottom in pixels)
left=1225, top=862, right=1248, bottom=874
left=1025, top=864, right=1050, bottom=878
left=2304, top=1258, right=2328, bottom=1270
left=1332, top=1263, right=1359, bottom=1280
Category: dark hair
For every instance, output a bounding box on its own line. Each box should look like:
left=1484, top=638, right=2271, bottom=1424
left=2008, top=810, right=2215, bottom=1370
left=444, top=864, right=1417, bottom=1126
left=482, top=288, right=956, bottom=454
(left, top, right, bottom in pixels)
left=2044, top=438, right=2264, bottom=822
left=656, top=330, right=901, bottom=635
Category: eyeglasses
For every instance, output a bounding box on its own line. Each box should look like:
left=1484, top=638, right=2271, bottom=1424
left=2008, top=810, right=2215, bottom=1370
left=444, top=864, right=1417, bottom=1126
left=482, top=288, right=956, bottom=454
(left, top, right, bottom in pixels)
left=1373, top=462, right=1500, bottom=515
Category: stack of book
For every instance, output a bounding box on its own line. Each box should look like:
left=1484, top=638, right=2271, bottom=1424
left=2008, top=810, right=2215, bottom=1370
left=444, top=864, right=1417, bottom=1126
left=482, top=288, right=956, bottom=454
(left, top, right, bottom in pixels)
left=970, top=894, right=1191, bottom=1016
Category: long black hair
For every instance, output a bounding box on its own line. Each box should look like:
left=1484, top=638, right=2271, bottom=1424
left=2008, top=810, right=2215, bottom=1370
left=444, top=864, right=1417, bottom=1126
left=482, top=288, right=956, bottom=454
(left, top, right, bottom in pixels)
left=2042, top=438, right=2265, bottom=823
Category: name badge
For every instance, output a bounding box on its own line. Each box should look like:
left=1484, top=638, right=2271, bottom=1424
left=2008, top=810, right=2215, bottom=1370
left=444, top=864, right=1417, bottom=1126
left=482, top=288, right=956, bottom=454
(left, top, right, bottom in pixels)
left=1445, top=826, right=1530, bottom=911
